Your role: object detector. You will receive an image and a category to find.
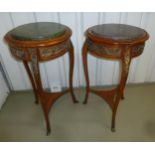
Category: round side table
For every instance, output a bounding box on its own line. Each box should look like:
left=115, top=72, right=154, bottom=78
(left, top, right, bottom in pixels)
left=4, top=22, right=78, bottom=135
left=82, top=24, right=149, bottom=131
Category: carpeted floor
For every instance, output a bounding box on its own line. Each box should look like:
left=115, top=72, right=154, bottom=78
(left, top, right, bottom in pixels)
left=0, top=84, right=155, bottom=142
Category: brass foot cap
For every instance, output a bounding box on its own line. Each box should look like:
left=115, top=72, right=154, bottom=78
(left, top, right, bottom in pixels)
left=74, top=100, right=79, bottom=104
left=111, top=127, right=116, bottom=132
left=121, top=96, right=125, bottom=100
left=46, top=129, right=51, bottom=136
left=35, top=100, right=39, bottom=104
left=83, top=101, right=87, bottom=104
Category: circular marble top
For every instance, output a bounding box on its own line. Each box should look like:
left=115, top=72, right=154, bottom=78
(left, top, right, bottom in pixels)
left=8, top=22, right=67, bottom=41
left=87, top=24, right=147, bottom=41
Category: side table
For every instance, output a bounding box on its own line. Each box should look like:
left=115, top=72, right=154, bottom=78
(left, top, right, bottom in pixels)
left=82, top=24, right=149, bottom=131
left=4, top=22, right=78, bottom=135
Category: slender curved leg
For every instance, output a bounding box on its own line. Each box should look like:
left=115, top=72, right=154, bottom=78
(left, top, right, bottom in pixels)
left=23, top=60, right=39, bottom=104
left=82, top=41, right=90, bottom=104
left=41, top=102, right=51, bottom=135
left=31, top=51, right=51, bottom=135
left=121, top=66, right=129, bottom=100
left=111, top=94, right=121, bottom=132
left=68, top=41, right=78, bottom=103
left=111, top=49, right=131, bottom=132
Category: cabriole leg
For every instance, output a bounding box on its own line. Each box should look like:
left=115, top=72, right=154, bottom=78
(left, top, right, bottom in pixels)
left=31, top=51, right=51, bottom=135
left=23, top=60, right=39, bottom=104
left=111, top=49, right=131, bottom=132
left=68, top=41, right=78, bottom=103
left=82, top=41, right=90, bottom=104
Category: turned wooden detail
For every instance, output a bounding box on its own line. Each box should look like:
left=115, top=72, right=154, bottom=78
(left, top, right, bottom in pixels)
left=82, top=24, right=149, bottom=132
left=4, top=22, right=78, bottom=135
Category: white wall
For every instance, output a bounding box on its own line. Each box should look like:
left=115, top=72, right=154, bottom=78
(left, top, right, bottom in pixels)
left=0, top=71, right=9, bottom=109
left=0, top=57, right=9, bottom=109
left=0, top=12, right=155, bottom=90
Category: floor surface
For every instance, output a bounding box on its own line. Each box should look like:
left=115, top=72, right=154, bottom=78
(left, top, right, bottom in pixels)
left=0, top=84, right=155, bottom=141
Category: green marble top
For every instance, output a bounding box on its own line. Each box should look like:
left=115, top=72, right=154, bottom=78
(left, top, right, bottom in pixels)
left=88, top=24, right=146, bottom=41
left=8, top=22, right=67, bottom=41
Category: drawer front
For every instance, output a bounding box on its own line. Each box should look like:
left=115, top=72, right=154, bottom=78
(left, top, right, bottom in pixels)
left=39, top=40, right=71, bottom=61
left=131, top=43, right=145, bottom=57
left=9, top=40, right=71, bottom=62
left=87, top=40, right=121, bottom=59
left=10, top=47, right=29, bottom=61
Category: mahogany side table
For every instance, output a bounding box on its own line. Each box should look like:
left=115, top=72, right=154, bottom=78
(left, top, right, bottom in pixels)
left=82, top=24, right=149, bottom=131
left=4, top=22, right=78, bottom=135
